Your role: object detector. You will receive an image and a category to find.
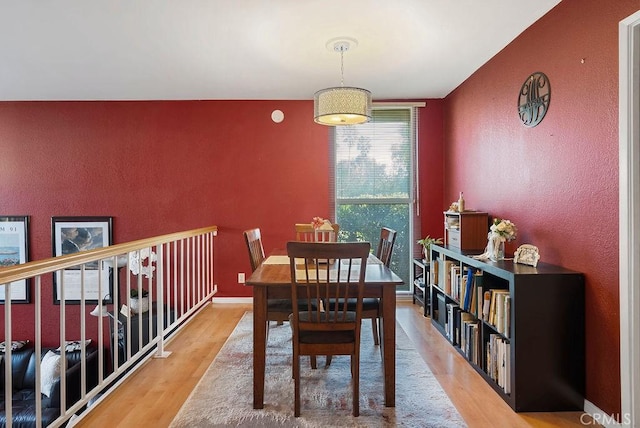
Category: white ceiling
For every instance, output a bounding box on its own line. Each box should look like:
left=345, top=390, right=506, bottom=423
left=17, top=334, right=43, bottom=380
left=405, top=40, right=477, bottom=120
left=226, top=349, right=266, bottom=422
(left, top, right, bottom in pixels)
left=0, top=0, right=562, bottom=101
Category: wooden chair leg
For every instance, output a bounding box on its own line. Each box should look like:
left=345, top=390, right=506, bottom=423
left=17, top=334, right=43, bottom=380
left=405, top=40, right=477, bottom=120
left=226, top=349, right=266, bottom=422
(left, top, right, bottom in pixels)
left=294, top=353, right=301, bottom=417
left=371, top=317, right=380, bottom=346
left=310, top=356, right=317, bottom=369
left=325, top=355, right=332, bottom=366
left=352, top=353, right=360, bottom=417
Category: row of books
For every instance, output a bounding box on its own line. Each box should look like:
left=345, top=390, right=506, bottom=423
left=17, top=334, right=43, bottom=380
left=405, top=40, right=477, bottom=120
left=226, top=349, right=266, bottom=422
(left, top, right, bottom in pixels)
left=432, top=257, right=512, bottom=338
left=442, top=297, right=511, bottom=391
left=487, top=333, right=511, bottom=394
left=444, top=303, right=481, bottom=365
left=432, top=258, right=484, bottom=315
left=485, top=289, right=511, bottom=337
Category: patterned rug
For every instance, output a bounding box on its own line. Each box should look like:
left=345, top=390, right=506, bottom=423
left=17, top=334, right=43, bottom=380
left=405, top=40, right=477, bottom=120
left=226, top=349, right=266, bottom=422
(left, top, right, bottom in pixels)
left=170, top=312, right=466, bottom=427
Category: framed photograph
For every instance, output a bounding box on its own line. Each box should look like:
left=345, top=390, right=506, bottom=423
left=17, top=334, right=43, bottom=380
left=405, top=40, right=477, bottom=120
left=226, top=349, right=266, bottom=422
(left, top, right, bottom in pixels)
left=0, top=216, right=30, bottom=303
left=52, top=216, right=113, bottom=304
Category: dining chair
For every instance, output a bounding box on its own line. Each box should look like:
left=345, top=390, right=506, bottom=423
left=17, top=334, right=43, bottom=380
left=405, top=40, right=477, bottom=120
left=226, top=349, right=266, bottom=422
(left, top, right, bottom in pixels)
left=292, top=224, right=342, bottom=367
left=287, top=241, right=370, bottom=417
left=327, top=226, right=397, bottom=348
left=294, top=223, right=340, bottom=242
left=243, top=228, right=290, bottom=325
left=367, top=227, right=397, bottom=344
left=243, top=228, right=318, bottom=368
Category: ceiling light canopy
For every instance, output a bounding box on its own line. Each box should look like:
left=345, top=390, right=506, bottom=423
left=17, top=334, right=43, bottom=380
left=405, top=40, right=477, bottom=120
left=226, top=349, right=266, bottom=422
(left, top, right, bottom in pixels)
left=314, top=39, right=371, bottom=126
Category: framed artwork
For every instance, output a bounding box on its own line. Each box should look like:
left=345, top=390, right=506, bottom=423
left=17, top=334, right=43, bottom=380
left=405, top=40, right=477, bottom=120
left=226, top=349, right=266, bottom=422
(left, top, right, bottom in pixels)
left=52, top=216, right=113, bottom=304
left=0, top=216, right=30, bottom=303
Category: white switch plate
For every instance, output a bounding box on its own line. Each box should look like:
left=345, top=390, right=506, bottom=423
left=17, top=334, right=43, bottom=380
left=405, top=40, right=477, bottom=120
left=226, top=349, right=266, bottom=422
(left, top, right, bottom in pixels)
left=238, top=272, right=245, bottom=283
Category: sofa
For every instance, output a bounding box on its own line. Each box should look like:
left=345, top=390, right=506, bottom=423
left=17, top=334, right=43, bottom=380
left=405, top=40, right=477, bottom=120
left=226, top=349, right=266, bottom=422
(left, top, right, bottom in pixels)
left=0, top=343, right=99, bottom=427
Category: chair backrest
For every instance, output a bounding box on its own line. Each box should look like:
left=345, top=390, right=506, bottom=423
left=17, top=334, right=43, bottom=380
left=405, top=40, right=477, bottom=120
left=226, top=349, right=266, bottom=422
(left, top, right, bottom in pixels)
left=243, top=228, right=265, bottom=272
left=375, top=227, right=397, bottom=267
left=294, top=223, right=340, bottom=242
left=287, top=241, right=370, bottom=330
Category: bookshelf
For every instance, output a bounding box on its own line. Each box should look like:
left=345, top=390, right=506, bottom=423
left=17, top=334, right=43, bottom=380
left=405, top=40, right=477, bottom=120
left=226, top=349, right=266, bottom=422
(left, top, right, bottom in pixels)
left=412, top=258, right=429, bottom=316
left=429, top=244, right=585, bottom=412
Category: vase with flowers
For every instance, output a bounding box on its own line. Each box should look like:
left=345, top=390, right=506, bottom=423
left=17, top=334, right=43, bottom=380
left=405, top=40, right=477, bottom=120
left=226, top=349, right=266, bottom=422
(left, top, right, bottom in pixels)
left=129, top=287, right=149, bottom=314
left=488, top=218, right=517, bottom=261
left=311, top=217, right=336, bottom=242
left=128, top=247, right=156, bottom=314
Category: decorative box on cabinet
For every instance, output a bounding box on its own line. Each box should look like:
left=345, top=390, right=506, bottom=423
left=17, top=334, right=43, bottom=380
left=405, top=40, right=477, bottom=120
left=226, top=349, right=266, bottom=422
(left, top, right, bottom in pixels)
left=429, top=244, right=584, bottom=412
left=444, top=211, right=489, bottom=252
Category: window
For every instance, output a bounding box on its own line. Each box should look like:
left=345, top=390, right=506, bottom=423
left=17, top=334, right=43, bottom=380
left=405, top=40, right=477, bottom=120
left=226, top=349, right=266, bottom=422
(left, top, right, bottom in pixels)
left=331, top=106, right=417, bottom=292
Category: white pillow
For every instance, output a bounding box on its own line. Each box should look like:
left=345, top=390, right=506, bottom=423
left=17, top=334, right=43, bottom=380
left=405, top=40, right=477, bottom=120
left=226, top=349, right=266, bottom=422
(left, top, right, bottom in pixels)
left=41, top=351, right=63, bottom=398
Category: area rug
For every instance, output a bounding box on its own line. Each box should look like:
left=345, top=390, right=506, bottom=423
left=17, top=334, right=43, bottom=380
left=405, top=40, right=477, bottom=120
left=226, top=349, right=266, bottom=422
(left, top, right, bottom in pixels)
left=170, top=312, right=466, bottom=427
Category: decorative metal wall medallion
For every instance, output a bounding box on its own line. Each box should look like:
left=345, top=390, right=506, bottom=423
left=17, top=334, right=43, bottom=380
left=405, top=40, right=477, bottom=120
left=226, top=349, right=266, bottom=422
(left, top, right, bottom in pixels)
left=517, top=72, right=551, bottom=127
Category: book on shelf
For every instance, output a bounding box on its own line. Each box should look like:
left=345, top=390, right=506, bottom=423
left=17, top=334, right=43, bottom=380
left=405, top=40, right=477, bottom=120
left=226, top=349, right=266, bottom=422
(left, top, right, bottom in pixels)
left=488, top=289, right=510, bottom=329
left=430, top=259, right=439, bottom=285
left=446, top=303, right=460, bottom=344
left=474, top=271, right=484, bottom=317
left=504, top=295, right=511, bottom=339
left=461, top=316, right=480, bottom=364
left=439, top=259, right=455, bottom=295
left=459, top=312, right=475, bottom=353
left=482, top=290, right=491, bottom=322
left=462, top=268, right=474, bottom=312
left=451, top=264, right=461, bottom=300
left=486, top=333, right=511, bottom=394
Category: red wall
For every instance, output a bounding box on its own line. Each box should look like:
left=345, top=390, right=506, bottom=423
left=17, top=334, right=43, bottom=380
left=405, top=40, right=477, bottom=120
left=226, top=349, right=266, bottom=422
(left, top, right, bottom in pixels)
left=418, top=99, right=446, bottom=239
left=444, top=0, right=638, bottom=416
left=0, top=100, right=444, bottom=343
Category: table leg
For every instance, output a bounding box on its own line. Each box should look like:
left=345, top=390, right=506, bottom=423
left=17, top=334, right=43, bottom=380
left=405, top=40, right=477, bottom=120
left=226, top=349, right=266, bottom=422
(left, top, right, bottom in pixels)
left=253, top=286, right=267, bottom=409
left=381, top=285, right=396, bottom=407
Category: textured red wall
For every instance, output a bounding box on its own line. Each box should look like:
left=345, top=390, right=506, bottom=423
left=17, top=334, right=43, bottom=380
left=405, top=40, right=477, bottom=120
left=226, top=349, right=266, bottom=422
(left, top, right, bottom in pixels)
left=443, top=0, right=639, bottom=416
left=418, top=100, right=446, bottom=239
left=0, top=99, right=443, bottom=344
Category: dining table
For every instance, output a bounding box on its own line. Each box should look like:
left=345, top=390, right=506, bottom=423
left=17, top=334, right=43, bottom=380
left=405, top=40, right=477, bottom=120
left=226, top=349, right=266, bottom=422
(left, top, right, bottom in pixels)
left=245, top=248, right=404, bottom=409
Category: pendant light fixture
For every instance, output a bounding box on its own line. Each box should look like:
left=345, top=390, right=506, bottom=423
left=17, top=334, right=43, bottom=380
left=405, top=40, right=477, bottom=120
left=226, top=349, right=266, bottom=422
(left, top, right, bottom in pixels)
left=314, top=38, right=372, bottom=126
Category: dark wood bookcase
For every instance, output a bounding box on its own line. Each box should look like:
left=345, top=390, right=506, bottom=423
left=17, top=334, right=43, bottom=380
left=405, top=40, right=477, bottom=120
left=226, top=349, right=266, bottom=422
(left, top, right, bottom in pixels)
left=412, top=258, right=429, bottom=316
left=429, top=244, right=585, bottom=412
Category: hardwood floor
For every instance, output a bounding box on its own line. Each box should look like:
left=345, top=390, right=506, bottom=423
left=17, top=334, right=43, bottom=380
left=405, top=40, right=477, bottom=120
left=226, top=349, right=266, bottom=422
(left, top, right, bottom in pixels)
left=75, top=301, right=598, bottom=427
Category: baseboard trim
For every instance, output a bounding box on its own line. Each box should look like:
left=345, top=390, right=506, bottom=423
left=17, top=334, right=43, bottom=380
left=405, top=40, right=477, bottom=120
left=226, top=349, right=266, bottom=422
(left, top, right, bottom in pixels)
left=213, top=296, right=412, bottom=304
left=212, top=297, right=253, bottom=304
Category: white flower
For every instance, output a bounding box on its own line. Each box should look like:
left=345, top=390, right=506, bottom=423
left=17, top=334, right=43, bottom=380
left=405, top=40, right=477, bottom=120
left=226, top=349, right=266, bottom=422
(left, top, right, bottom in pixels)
left=489, top=218, right=517, bottom=242
left=129, top=248, right=157, bottom=278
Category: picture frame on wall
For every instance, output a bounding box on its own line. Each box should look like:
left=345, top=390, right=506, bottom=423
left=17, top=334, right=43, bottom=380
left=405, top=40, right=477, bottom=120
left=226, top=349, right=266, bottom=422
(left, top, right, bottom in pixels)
left=0, top=216, right=30, bottom=303
left=52, top=216, right=113, bottom=304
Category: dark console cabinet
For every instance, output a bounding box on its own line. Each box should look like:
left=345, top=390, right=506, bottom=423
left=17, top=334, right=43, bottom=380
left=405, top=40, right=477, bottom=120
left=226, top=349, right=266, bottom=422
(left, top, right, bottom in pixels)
left=429, top=244, right=584, bottom=412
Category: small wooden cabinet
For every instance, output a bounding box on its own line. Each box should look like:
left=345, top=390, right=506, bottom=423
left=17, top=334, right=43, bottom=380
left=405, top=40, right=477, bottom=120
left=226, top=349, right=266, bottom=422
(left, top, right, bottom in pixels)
left=444, top=211, right=489, bottom=252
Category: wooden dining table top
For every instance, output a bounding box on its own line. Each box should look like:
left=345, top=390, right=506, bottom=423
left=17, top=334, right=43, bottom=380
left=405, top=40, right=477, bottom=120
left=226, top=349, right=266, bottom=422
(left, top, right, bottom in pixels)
left=246, top=250, right=403, bottom=287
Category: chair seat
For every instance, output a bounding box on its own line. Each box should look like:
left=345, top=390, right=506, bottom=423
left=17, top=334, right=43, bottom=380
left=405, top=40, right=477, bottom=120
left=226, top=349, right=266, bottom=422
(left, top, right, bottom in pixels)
left=289, top=311, right=357, bottom=344
left=328, top=297, right=379, bottom=311
left=299, top=330, right=356, bottom=344
left=292, top=311, right=357, bottom=323
left=268, top=299, right=318, bottom=313
left=267, top=299, right=293, bottom=312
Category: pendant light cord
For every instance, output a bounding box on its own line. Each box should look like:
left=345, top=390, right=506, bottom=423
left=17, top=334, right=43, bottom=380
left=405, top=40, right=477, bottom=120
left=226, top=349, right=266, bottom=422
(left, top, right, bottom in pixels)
left=340, top=48, right=345, bottom=87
